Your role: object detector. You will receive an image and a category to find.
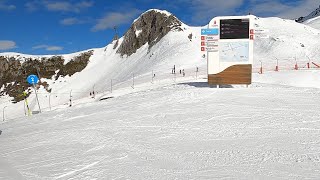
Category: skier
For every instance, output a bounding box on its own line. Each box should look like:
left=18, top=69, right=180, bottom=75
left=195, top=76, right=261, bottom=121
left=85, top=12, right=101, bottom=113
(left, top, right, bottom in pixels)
left=180, top=69, right=182, bottom=74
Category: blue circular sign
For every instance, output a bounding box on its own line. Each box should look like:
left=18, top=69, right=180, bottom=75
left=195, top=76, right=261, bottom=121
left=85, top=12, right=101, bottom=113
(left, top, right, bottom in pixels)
left=27, top=74, right=39, bottom=85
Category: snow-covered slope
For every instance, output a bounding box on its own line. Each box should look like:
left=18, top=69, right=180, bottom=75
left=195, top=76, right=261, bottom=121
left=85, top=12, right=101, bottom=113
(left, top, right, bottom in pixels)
left=296, top=5, right=320, bottom=23
left=1, top=9, right=320, bottom=118
left=1, top=71, right=320, bottom=179
left=254, top=17, right=320, bottom=70
left=304, top=16, right=320, bottom=30
left=1, top=9, right=320, bottom=179
left=0, top=49, right=95, bottom=65
left=296, top=5, right=320, bottom=30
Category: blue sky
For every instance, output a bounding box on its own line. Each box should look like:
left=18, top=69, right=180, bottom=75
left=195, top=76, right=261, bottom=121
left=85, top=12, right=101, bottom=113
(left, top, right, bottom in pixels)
left=0, top=0, right=318, bottom=55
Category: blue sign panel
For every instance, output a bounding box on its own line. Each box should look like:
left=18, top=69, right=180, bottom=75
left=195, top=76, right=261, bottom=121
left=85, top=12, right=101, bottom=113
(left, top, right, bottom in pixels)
left=27, top=74, right=39, bottom=85
left=201, top=29, right=219, bottom=35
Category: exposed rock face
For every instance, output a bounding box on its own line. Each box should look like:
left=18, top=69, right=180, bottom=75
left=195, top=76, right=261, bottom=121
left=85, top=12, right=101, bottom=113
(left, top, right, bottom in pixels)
left=296, top=5, right=320, bottom=23
left=0, top=51, right=93, bottom=103
left=117, top=9, right=183, bottom=56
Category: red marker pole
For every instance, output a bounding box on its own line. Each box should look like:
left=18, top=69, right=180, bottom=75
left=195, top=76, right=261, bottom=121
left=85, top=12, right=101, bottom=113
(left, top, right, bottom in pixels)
left=295, top=62, right=298, bottom=70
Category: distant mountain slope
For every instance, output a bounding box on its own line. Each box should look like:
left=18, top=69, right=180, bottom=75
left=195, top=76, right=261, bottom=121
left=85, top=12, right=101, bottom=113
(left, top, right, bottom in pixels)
left=1, top=9, right=320, bottom=113
left=295, top=5, right=320, bottom=23
left=303, top=16, right=320, bottom=30
left=254, top=17, right=320, bottom=69
left=295, top=5, right=320, bottom=30
left=0, top=9, right=203, bottom=105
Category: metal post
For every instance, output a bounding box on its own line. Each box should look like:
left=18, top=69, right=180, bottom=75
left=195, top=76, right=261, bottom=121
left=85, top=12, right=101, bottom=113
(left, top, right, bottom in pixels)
left=23, top=100, right=26, bottom=116
left=196, top=67, right=198, bottom=80
left=132, top=73, right=135, bottom=89
left=33, top=84, right=42, bottom=113
left=3, top=106, right=7, bottom=121
left=111, top=79, right=113, bottom=93
left=24, top=92, right=31, bottom=116
left=69, top=90, right=72, bottom=107
left=151, top=70, right=154, bottom=84
left=93, top=84, right=95, bottom=99
left=307, top=56, right=311, bottom=69
left=49, top=93, right=52, bottom=111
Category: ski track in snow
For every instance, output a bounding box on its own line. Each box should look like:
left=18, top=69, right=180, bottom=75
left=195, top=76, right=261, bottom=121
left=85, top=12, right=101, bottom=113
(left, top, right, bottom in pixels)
left=1, top=77, right=320, bottom=179
left=55, top=161, right=99, bottom=179
left=1, top=13, right=320, bottom=179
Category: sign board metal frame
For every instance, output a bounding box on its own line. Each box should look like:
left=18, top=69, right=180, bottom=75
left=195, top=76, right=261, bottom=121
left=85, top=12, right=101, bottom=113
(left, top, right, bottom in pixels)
left=203, top=15, right=254, bottom=85
left=26, top=74, right=42, bottom=113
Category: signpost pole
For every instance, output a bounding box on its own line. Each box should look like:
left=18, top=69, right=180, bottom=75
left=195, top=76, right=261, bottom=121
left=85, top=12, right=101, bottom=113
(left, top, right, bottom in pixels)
left=69, top=90, right=72, bottom=107
left=196, top=66, right=198, bottom=80
left=110, top=79, right=113, bottom=93
left=23, top=100, right=26, bottom=116
left=27, top=74, right=41, bottom=114
left=33, top=84, right=42, bottom=113
left=24, top=92, right=31, bottom=116
left=49, top=93, right=52, bottom=111
left=151, top=70, right=154, bottom=84
left=132, top=74, right=135, bottom=89
left=3, top=106, right=7, bottom=121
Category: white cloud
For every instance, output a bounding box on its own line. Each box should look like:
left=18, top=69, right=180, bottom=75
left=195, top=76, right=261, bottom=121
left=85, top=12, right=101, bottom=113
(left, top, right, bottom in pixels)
left=92, top=9, right=142, bottom=32
left=248, top=0, right=319, bottom=19
left=25, top=0, right=93, bottom=13
left=0, top=0, right=16, bottom=11
left=0, top=40, right=16, bottom=50
left=276, top=0, right=319, bottom=19
left=32, top=45, right=63, bottom=51
left=45, top=1, right=93, bottom=13
left=60, top=17, right=86, bottom=25
left=164, top=0, right=319, bottom=24
left=188, top=0, right=246, bottom=24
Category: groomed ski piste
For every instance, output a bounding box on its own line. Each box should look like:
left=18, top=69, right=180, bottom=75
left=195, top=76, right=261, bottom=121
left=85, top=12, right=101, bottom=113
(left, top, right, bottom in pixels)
left=1, top=70, right=320, bottom=179
left=1, top=11, right=320, bottom=179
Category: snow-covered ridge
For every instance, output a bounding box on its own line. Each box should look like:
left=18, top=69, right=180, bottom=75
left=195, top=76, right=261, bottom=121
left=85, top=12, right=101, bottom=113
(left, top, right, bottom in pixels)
left=0, top=48, right=96, bottom=64
left=1, top=9, right=320, bottom=112
left=304, top=16, right=320, bottom=24
left=297, top=5, right=320, bottom=22
left=303, top=16, right=320, bottom=30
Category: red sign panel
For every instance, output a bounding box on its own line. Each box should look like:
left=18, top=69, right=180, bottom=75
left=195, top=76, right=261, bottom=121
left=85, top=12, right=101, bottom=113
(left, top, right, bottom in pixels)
left=201, top=36, right=205, bottom=40
left=201, top=47, right=205, bottom=51
left=201, top=42, right=205, bottom=46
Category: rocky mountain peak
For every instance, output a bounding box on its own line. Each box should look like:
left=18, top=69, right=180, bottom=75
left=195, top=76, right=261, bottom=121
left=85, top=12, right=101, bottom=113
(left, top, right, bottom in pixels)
left=116, top=9, right=183, bottom=57
left=296, top=5, right=320, bottom=23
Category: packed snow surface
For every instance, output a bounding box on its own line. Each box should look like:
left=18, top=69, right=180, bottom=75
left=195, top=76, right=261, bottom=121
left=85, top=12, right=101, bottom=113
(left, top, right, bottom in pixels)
left=304, top=16, right=320, bottom=30
left=1, top=12, right=320, bottom=179
left=1, top=70, right=320, bottom=179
